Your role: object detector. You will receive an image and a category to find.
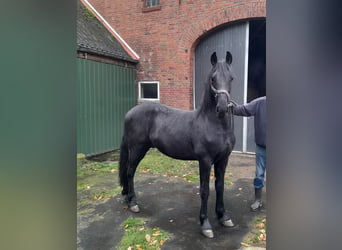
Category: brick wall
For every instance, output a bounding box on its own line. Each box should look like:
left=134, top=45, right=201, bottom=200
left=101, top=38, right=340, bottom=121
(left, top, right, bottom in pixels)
left=88, top=0, right=266, bottom=110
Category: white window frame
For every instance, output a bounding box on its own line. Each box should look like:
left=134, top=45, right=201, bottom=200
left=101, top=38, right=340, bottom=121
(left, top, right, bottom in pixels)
left=138, top=81, right=160, bottom=101
left=145, top=0, right=160, bottom=8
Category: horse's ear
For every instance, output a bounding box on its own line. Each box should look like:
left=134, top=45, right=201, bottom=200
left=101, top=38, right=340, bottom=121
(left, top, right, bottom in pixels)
left=226, top=51, right=233, bottom=65
left=210, top=52, right=217, bottom=66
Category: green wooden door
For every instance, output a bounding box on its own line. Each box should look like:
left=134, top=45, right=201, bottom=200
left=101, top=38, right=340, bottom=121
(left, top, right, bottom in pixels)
left=77, top=58, right=136, bottom=155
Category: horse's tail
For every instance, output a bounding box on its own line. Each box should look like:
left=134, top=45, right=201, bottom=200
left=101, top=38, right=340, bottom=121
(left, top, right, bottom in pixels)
left=119, top=136, right=129, bottom=188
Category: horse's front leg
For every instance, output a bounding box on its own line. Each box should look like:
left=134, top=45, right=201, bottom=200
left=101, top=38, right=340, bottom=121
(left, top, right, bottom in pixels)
left=214, top=158, right=234, bottom=227
left=199, top=159, right=214, bottom=238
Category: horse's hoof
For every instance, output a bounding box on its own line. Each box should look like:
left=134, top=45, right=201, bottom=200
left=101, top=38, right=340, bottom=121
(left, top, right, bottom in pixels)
left=201, top=229, right=214, bottom=238
left=221, top=218, right=234, bottom=227
left=129, top=205, right=140, bottom=213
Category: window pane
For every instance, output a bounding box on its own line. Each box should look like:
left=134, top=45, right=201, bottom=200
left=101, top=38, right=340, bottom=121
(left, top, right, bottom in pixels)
left=141, top=83, right=158, bottom=99
left=146, top=0, right=160, bottom=8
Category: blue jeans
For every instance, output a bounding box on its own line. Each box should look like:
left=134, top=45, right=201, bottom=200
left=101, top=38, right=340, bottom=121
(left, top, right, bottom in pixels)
left=254, top=145, right=266, bottom=189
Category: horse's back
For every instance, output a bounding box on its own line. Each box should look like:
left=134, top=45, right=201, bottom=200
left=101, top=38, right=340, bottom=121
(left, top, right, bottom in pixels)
left=124, top=102, right=179, bottom=140
left=125, top=102, right=192, bottom=124
left=123, top=102, right=197, bottom=158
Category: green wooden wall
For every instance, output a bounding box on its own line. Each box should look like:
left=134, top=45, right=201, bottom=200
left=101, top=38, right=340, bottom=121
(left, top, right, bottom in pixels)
left=77, top=58, right=136, bottom=156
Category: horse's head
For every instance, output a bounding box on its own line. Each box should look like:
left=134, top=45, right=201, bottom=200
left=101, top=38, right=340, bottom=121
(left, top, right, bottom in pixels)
left=209, top=51, right=234, bottom=118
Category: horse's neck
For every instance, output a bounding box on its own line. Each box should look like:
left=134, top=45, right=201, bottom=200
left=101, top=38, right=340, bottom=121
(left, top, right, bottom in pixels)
left=197, top=86, right=216, bottom=115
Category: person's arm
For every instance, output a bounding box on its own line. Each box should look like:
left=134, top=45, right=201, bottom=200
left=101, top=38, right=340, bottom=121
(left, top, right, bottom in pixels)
left=233, top=100, right=258, bottom=117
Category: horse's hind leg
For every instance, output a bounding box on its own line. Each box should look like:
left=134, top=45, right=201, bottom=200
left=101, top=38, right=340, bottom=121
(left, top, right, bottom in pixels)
left=126, top=144, right=150, bottom=213
left=214, top=158, right=234, bottom=227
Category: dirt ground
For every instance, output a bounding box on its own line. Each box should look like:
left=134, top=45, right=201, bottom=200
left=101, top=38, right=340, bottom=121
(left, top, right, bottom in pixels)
left=77, top=152, right=266, bottom=250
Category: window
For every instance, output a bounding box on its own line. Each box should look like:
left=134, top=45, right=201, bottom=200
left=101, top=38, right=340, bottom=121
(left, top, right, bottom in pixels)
left=138, top=81, right=160, bottom=101
left=146, top=0, right=160, bottom=8
left=143, top=0, right=161, bottom=12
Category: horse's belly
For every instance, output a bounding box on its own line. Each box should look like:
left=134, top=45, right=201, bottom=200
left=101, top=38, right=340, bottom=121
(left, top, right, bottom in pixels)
left=159, top=147, right=197, bottom=161
left=150, top=132, right=196, bottom=160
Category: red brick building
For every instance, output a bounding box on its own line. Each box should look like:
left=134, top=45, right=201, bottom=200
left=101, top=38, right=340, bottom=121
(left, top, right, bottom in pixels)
left=85, top=0, right=266, bottom=152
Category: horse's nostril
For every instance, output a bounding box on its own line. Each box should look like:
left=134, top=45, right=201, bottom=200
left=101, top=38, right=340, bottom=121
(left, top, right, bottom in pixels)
left=216, top=106, right=220, bottom=113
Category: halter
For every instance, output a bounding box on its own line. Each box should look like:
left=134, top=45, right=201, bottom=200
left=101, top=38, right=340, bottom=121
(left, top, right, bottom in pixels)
left=210, top=83, right=237, bottom=128
left=210, top=83, right=237, bottom=108
left=210, top=84, right=230, bottom=102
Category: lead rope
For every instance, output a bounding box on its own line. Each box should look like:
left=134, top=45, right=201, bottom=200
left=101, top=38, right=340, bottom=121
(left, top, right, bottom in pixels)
left=227, top=100, right=237, bottom=130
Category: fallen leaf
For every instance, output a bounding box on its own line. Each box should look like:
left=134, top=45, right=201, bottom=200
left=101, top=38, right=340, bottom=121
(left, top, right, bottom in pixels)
left=241, top=242, right=249, bottom=247
left=258, top=233, right=266, bottom=241
left=145, top=234, right=151, bottom=242
left=256, top=222, right=265, bottom=228
left=150, top=239, right=158, bottom=246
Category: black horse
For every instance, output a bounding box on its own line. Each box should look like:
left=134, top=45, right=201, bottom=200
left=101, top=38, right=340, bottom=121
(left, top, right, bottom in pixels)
left=119, top=52, right=236, bottom=238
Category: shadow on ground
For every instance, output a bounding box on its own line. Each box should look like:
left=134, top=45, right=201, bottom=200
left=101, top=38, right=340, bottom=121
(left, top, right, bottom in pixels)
left=77, top=153, right=266, bottom=250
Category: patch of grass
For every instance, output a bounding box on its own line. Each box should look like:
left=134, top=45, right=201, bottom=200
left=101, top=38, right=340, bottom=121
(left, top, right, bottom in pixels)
left=137, top=149, right=233, bottom=185
left=225, top=179, right=233, bottom=186
left=77, top=179, right=122, bottom=200
left=77, top=160, right=118, bottom=177
left=93, top=186, right=122, bottom=200
left=137, top=150, right=195, bottom=175
left=241, top=216, right=267, bottom=247
left=77, top=156, right=120, bottom=207
left=77, top=182, right=90, bottom=192
left=77, top=149, right=234, bottom=206
left=184, top=174, right=200, bottom=182
left=118, top=217, right=169, bottom=250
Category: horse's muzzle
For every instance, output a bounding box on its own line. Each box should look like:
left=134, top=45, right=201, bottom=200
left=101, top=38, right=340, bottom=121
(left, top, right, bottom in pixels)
left=216, top=105, right=229, bottom=118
